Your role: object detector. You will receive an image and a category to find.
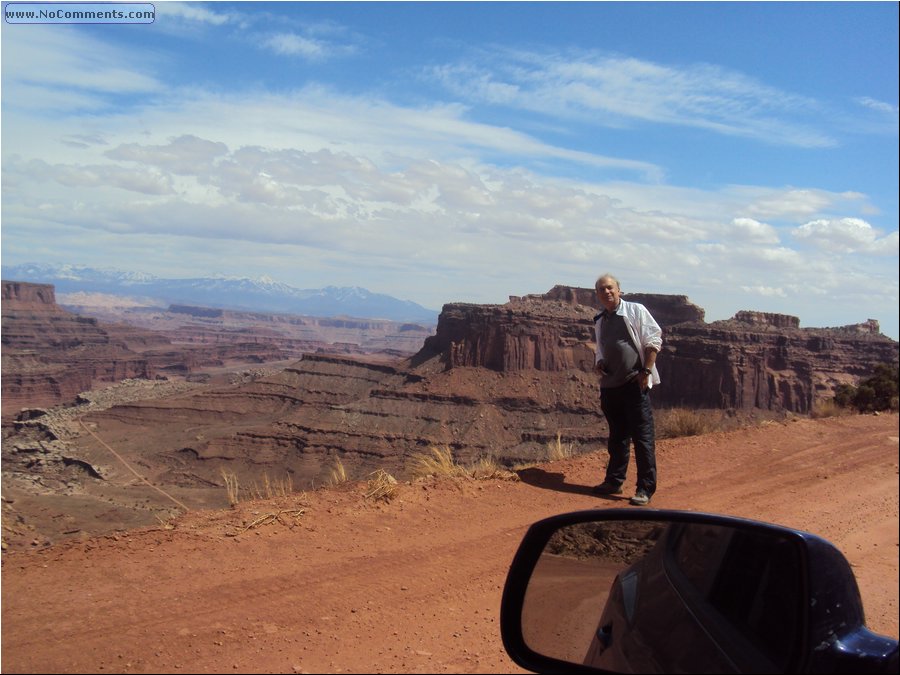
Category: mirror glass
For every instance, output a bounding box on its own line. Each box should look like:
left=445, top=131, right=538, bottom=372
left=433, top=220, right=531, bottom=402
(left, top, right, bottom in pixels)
left=520, top=519, right=805, bottom=674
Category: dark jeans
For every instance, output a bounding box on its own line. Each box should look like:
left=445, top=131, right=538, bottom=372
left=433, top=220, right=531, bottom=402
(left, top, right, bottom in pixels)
left=600, top=380, right=657, bottom=495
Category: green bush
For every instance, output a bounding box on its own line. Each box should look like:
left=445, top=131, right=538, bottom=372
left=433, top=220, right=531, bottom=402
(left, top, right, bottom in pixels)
left=833, top=363, right=899, bottom=413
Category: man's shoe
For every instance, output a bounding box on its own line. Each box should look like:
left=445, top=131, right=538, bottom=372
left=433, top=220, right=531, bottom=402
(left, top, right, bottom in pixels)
left=592, top=482, right=623, bottom=496
left=630, top=490, right=651, bottom=506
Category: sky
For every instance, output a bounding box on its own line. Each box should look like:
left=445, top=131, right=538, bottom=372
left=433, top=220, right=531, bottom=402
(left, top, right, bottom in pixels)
left=1, top=1, right=898, bottom=339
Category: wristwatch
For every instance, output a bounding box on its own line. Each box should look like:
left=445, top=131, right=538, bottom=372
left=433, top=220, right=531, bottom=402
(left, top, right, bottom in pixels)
left=640, top=367, right=652, bottom=375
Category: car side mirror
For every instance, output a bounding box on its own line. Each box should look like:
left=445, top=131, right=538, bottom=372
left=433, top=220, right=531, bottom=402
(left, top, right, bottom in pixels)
left=500, top=509, right=898, bottom=674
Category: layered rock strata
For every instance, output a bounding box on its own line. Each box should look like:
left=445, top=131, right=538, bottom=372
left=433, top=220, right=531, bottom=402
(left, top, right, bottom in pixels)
left=1, top=281, right=285, bottom=417
left=3, top=281, right=432, bottom=418
left=3, top=283, right=897, bottom=548
left=422, top=288, right=897, bottom=414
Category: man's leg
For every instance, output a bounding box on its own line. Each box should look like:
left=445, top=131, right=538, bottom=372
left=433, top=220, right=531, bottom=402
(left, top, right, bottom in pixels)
left=600, top=386, right=631, bottom=486
left=629, top=386, right=657, bottom=496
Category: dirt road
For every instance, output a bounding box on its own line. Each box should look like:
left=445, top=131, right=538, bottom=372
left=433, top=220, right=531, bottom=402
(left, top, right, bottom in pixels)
left=2, top=413, right=898, bottom=673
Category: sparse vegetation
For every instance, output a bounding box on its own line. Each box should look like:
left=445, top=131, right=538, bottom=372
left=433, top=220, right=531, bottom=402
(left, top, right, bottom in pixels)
left=810, top=398, right=849, bottom=419
left=546, top=432, right=575, bottom=461
left=656, top=408, right=715, bottom=439
left=249, top=473, right=293, bottom=501
left=220, top=468, right=294, bottom=506
left=409, top=445, right=468, bottom=479
left=409, top=445, right=517, bottom=481
left=365, top=469, right=399, bottom=501
left=221, top=468, right=241, bottom=506
left=328, top=457, right=348, bottom=486
left=228, top=508, right=306, bottom=535
left=833, top=363, right=899, bottom=413
left=467, top=455, right=515, bottom=480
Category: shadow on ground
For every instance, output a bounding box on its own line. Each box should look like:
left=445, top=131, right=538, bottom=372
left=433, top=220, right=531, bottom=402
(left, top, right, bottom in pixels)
left=516, top=467, right=630, bottom=503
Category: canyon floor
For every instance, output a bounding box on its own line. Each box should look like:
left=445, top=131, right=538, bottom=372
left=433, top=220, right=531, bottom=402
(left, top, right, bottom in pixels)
left=2, top=412, right=898, bottom=674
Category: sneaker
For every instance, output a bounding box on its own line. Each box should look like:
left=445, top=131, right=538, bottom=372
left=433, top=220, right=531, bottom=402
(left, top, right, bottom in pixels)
left=592, top=482, right=623, bottom=496
left=630, top=491, right=651, bottom=506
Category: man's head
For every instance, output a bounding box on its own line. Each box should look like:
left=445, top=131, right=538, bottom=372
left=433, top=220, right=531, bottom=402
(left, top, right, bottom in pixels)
left=595, top=274, right=621, bottom=312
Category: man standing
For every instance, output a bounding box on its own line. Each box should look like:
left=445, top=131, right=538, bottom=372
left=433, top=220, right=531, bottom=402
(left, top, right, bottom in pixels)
left=591, top=274, right=662, bottom=506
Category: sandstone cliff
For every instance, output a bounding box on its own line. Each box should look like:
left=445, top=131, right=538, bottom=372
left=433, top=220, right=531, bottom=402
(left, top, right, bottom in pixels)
left=2, top=281, right=435, bottom=418
left=1, top=281, right=286, bottom=417
left=419, top=286, right=897, bottom=414
left=4, top=282, right=897, bottom=547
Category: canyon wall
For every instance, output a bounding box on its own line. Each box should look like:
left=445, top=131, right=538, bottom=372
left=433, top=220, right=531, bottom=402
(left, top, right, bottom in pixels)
left=420, top=287, right=897, bottom=413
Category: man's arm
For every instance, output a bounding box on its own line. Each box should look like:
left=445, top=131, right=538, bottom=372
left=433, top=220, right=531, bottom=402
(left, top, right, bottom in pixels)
left=637, top=305, right=663, bottom=354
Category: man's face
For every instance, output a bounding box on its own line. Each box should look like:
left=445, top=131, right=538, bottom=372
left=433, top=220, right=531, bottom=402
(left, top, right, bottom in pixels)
left=596, top=278, right=621, bottom=311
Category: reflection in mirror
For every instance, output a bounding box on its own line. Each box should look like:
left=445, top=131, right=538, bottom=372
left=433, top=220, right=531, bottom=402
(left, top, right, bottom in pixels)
left=521, top=520, right=663, bottom=663
left=520, top=520, right=804, bottom=674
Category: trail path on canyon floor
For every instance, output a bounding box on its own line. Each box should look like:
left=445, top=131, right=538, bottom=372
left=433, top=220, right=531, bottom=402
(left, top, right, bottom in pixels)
left=2, top=413, right=898, bottom=673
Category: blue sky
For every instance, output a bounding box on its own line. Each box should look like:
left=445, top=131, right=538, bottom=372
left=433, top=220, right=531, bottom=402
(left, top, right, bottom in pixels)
left=2, top=1, right=898, bottom=338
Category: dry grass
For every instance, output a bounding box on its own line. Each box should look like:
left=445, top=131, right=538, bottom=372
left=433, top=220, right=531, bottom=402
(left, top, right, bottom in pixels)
left=225, top=508, right=307, bottom=536
left=546, top=432, right=575, bottom=461
left=410, top=446, right=517, bottom=481
left=328, top=457, right=348, bottom=486
left=467, top=455, right=518, bottom=480
left=221, top=468, right=293, bottom=506
left=221, top=468, right=241, bottom=507
left=656, top=408, right=715, bottom=439
left=249, top=473, right=293, bottom=500
left=409, top=446, right=468, bottom=479
left=810, top=398, right=850, bottom=419
left=365, top=469, right=398, bottom=501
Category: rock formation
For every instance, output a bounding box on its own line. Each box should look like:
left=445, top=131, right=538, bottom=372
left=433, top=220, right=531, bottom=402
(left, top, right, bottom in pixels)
left=3, top=281, right=897, bottom=549
left=2, top=281, right=432, bottom=419
left=421, top=287, right=897, bottom=414
left=2, top=282, right=157, bottom=417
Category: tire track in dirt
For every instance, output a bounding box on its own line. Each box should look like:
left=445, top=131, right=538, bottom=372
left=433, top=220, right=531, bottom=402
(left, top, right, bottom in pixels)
left=2, top=414, right=897, bottom=674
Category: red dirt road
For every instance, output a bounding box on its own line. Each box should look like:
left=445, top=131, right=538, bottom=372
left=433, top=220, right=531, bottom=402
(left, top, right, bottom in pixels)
left=2, top=413, right=898, bottom=673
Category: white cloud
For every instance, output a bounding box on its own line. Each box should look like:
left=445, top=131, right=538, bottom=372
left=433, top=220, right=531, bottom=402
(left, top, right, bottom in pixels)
left=855, top=97, right=899, bottom=115
left=743, top=188, right=839, bottom=220
left=793, top=218, right=898, bottom=254
left=740, top=285, right=788, bottom=298
left=429, top=49, right=835, bottom=147
left=259, top=32, right=357, bottom=61
left=106, top=135, right=229, bottom=176
left=154, top=1, right=240, bottom=28
left=1, top=26, right=164, bottom=113
left=730, top=217, right=780, bottom=244
left=263, top=33, right=328, bottom=58
left=2, top=18, right=896, bottom=339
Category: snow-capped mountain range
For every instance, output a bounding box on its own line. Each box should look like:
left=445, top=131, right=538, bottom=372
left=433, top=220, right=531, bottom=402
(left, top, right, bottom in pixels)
left=2, top=263, right=439, bottom=324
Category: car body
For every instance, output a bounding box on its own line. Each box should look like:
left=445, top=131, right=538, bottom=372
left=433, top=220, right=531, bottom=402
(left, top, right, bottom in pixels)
left=501, top=509, right=899, bottom=674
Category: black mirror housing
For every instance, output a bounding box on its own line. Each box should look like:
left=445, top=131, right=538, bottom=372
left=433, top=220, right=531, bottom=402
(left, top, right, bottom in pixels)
left=500, top=509, right=898, bottom=674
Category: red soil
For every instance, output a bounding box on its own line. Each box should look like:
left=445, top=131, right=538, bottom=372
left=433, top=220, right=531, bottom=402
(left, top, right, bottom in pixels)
left=2, top=413, right=897, bottom=674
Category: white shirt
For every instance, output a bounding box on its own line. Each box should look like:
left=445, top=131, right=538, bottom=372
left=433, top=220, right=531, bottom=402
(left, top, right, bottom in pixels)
left=594, top=299, right=663, bottom=388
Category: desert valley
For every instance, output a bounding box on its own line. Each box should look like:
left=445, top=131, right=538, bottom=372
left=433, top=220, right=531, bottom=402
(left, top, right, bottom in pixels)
left=1, top=278, right=898, bottom=673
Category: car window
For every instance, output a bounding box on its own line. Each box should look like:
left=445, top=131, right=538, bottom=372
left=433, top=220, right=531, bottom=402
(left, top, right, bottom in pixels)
left=668, top=523, right=804, bottom=671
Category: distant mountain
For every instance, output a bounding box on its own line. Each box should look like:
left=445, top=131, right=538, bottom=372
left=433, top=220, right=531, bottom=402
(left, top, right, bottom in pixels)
left=1, top=263, right=439, bottom=324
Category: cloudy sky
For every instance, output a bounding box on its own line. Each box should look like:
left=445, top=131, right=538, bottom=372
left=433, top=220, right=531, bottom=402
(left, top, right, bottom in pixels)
left=2, top=1, right=898, bottom=338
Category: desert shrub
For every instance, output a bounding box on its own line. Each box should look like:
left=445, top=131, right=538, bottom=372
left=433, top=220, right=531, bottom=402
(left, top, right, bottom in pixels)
left=220, top=468, right=293, bottom=505
left=409, top=446, right=467, bottom=479
left=833, top=363, right=899, bottom=413
left=221, top=468, right=240, bottom=506
left=467, top=455, right=518, bottom=480
left=810, top=398, right=848, bottom=419
left=656, top=408, right=715, bottom=439
left=410, top=446, right=517, bottom=481
left=248, top=473, right=293, bottom=501
left=546, top=432, right=575, bottom=461
left=327, top=457, right=348, bottom=486
left=364, top=469, right=398, bottom=501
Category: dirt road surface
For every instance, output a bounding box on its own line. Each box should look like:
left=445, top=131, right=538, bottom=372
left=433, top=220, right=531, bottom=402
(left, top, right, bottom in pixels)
left=2, top=413, right=898, bottom=673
